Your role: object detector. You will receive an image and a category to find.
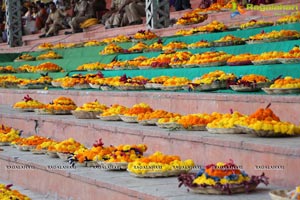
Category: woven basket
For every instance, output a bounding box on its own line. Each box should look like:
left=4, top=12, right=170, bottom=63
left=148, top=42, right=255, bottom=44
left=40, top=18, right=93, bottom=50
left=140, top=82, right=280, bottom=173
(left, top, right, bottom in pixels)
left=207, top=127, right=242, bottom=134
left=119, top=115, right=138, bottom=123
left=72, top=110, right=102, bottom=119
left=189, top=183, right=258, bottom=194
left=57, top=152, right=73, bottom=161
left=46, top=151, right=58, bottom=158
left=97, top=115, right=121, bottom=121
left=128, top=169, right=187, bottom=178
left=269, top=190, right=290, bottom=200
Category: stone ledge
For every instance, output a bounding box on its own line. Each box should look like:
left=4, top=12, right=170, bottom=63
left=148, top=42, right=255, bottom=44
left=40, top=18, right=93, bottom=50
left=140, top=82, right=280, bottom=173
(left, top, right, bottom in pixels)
left=0, top=105, right=299, bottom=187
left=0, top=146, right=279, bottom=200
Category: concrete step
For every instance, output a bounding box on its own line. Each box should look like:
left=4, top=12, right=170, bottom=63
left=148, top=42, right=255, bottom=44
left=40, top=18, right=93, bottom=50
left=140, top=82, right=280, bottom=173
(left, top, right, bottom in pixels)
left=0, top=178, right=61, bottom=200
left=0, top=104, right=299, bottom=188
left=0, top=88, right=299, bottom=124
left=0, top=143, right=284, bottom=200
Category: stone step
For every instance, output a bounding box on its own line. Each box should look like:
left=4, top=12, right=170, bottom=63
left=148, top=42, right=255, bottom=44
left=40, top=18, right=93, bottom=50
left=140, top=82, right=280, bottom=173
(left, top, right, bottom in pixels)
left=1, top=1, right=299, bottom=53
left=0, top=88, right=299, bottom=124
left=0, top=178, right=61, bottom=200
left=0, top=145, right=283, bottom=200
left=0, top=105, right=299, bottom=188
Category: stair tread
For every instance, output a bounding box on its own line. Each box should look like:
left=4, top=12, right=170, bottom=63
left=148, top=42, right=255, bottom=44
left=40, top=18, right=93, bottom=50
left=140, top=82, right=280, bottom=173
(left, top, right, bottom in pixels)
left=0, top=145, right=281, bottom=200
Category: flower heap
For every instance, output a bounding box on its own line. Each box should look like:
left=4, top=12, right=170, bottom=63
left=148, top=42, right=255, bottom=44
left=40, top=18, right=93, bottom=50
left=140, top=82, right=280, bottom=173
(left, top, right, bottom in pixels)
left=124, top=56, right=148, bottom=69
left=100, top=43, right=124, bottom=55
left=137, top=110, right=175, bottom=122
left=282, top=45, right=300, bottom=59
left=177, top=113, right=217, bottom=129
left=102, top=144, right=148, bottom=163
left=113, top=74, right=148, bottom=87
left=13, top=95, right=45, bottom=110
left=186, top=51, right=232, bottom=66
left=240, top=20, right=273, bottom=29
left=252, top=51, right=284, bottom=62
left=269, top=76, right=300, bottom=89
left=60, top=74, right=89, bottom=88
left=35, top=62, right=63, bottom=72
left=35, top=139, right=58, bottom=152
left=176, top=21, right=227, bottom=36
left=73, top=140, right=113, bottom=164
left=45, top=96, right=77, bottom=111
left=276, top=12, right=300, bottom=24
left=162, top=41, right=188, bottom=51
left=133, top=30, right=158, bottom=40
left=0, top=66, right=16, bottom=73
left=146, top=76, right=170, bottom=85
left=122, top=103, right=153, bottom=117
left=77, top=62, right=106, bottom=71
left=162, top=77, right=190, bottom=87
left=0, top=183, right=31, bottom=200
left=128, top=151, right=194, bottom=175
left=178, top=160, right=269, bottom=194
left=36, top=51, right=62, bottom=60
left=15, top=54, right=35, bottom=61
left=235, top=105, right=300, bottom=136
left=146, top=39, right=163, bottom=51
left=230, top=74, right=270, bottom=87
left=206, top=111, right=244, bottom=129
left=84, top=40, right=102, bottom=47
left=128, top=42, right=148, bottom=53
left=101, top=35, right=131, bottom=43
left=192, top=70, right=236, bottom=86
left=187, top=40, right=211, bottom=49
left=227, top=53, right=258, bottom=65
left=0, top=125, right=20, bottom=144
left=38, top=42, right=53, bottom=50
left=12, top=135, right=51, bottom=148
left=176, top=13, right=208, bottom=26
left=18, top=74, right=53, bottom=86
left=100, top=104, right=128, bottom=117
left=54, top=138, right=85, bottom=154
left=249, top=30, right=300, bottom=41
left=74, top=100, right=108, bottom=112
left=169, top=51, right=193, bottom=67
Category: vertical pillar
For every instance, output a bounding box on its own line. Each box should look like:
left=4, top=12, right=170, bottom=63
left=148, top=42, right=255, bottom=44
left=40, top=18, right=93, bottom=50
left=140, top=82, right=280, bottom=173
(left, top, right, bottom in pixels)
left=5, top=0, right=22, bottom=47
left=146, top=0, right=170, bottom=29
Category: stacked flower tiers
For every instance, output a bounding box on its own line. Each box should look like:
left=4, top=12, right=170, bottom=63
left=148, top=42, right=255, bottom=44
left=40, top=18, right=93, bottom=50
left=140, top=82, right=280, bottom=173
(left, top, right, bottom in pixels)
left=178, top=160, right=269, bottom=194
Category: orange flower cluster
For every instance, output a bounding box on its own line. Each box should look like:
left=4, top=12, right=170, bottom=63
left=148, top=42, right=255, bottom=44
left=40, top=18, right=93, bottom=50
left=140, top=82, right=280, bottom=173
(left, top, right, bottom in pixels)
left=227, top=53, right=257, bottom=63
left=46, top=96, right=77, bottom=111
left=133, top=30, right=158, bottom=40
left=104, top=144, right=147, bottom=163
left=55, top=138, right=84, bottom=153
left=238, top=74, right=269, bottom=83
left=162, top=41, right=188, bottom=51
left=177, top=114, right=216, bottom=128
left=270, top=76, right=300, bottom=89
left=123, top=103, right=153, bottom=116
left=75, top=146, right=115, bottom=163
left=100, top=43, right=124, bottom=55
left=138, top=152, right=180, bottom=164
left=137, top=110, right=173, bottom=121
left=0, top=66, right=16, bottom=73
left=14, top=135, right=51, bottom=147
left=249, top=107, right=280, bottom=121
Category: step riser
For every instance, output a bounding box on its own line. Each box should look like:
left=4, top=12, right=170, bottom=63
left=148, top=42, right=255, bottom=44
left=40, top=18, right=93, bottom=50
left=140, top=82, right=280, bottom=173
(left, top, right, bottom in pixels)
left=1, top=113, right=299, bottom=188
left=0, top=89, right=299, bottom=124
left=0, top=159, right=150, bottom=200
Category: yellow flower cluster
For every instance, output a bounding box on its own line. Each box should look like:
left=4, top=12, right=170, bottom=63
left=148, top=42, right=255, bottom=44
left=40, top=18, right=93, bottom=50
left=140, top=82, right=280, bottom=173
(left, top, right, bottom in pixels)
left=240, top=20, right=273, bottom=29
left=100, top=43, right=124, bottom=55
left=77, top=62, right=106, bottom=71
left=128, top=42, right=148, bottom=52
left=128, top=151, right=194, bottom=174
left=0, top=184, right=31, bottom=200
left=163, top=77, right=190, bottom=86
left=54, top=138, right=85, bottom=153
left=270, top=76, right=300, bottom=89
left=101, top=35, right=131, bottom=43
left=75, top=100, right=108, bottom=112
left=206, top=112, right=244, bottom=128
left=100, top=104, right=128, bottom=117
left=248, top=120, right=300, bottom=135
left=36, top=51, right=62, bottom=60
left=84, top=40, right=102, bottom=47
left=13, top=100, right=44, bottom=109
left=0, top=125, right=20, bottom=143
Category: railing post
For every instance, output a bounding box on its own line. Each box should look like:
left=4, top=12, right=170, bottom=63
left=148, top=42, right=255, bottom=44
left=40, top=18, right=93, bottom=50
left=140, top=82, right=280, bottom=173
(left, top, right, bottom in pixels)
left=146, top=0, right=170, bottom=29
left=5, top=0, right=23, bottom=47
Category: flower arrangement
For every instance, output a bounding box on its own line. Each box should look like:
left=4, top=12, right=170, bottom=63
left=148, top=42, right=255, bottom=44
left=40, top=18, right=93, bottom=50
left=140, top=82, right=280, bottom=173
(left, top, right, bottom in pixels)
left=178, top=160, right=269, bottom=194
left=36, top=51, right=62, bottom=60
left=0, top=125, right=20, bottom=143
left=99, top=43, right=124, bottom=55
left=0, top=183, right=31, bottom=200
left=133, top=30, right=158, bottom=40
left=13, top=95, right=45, bottom=110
